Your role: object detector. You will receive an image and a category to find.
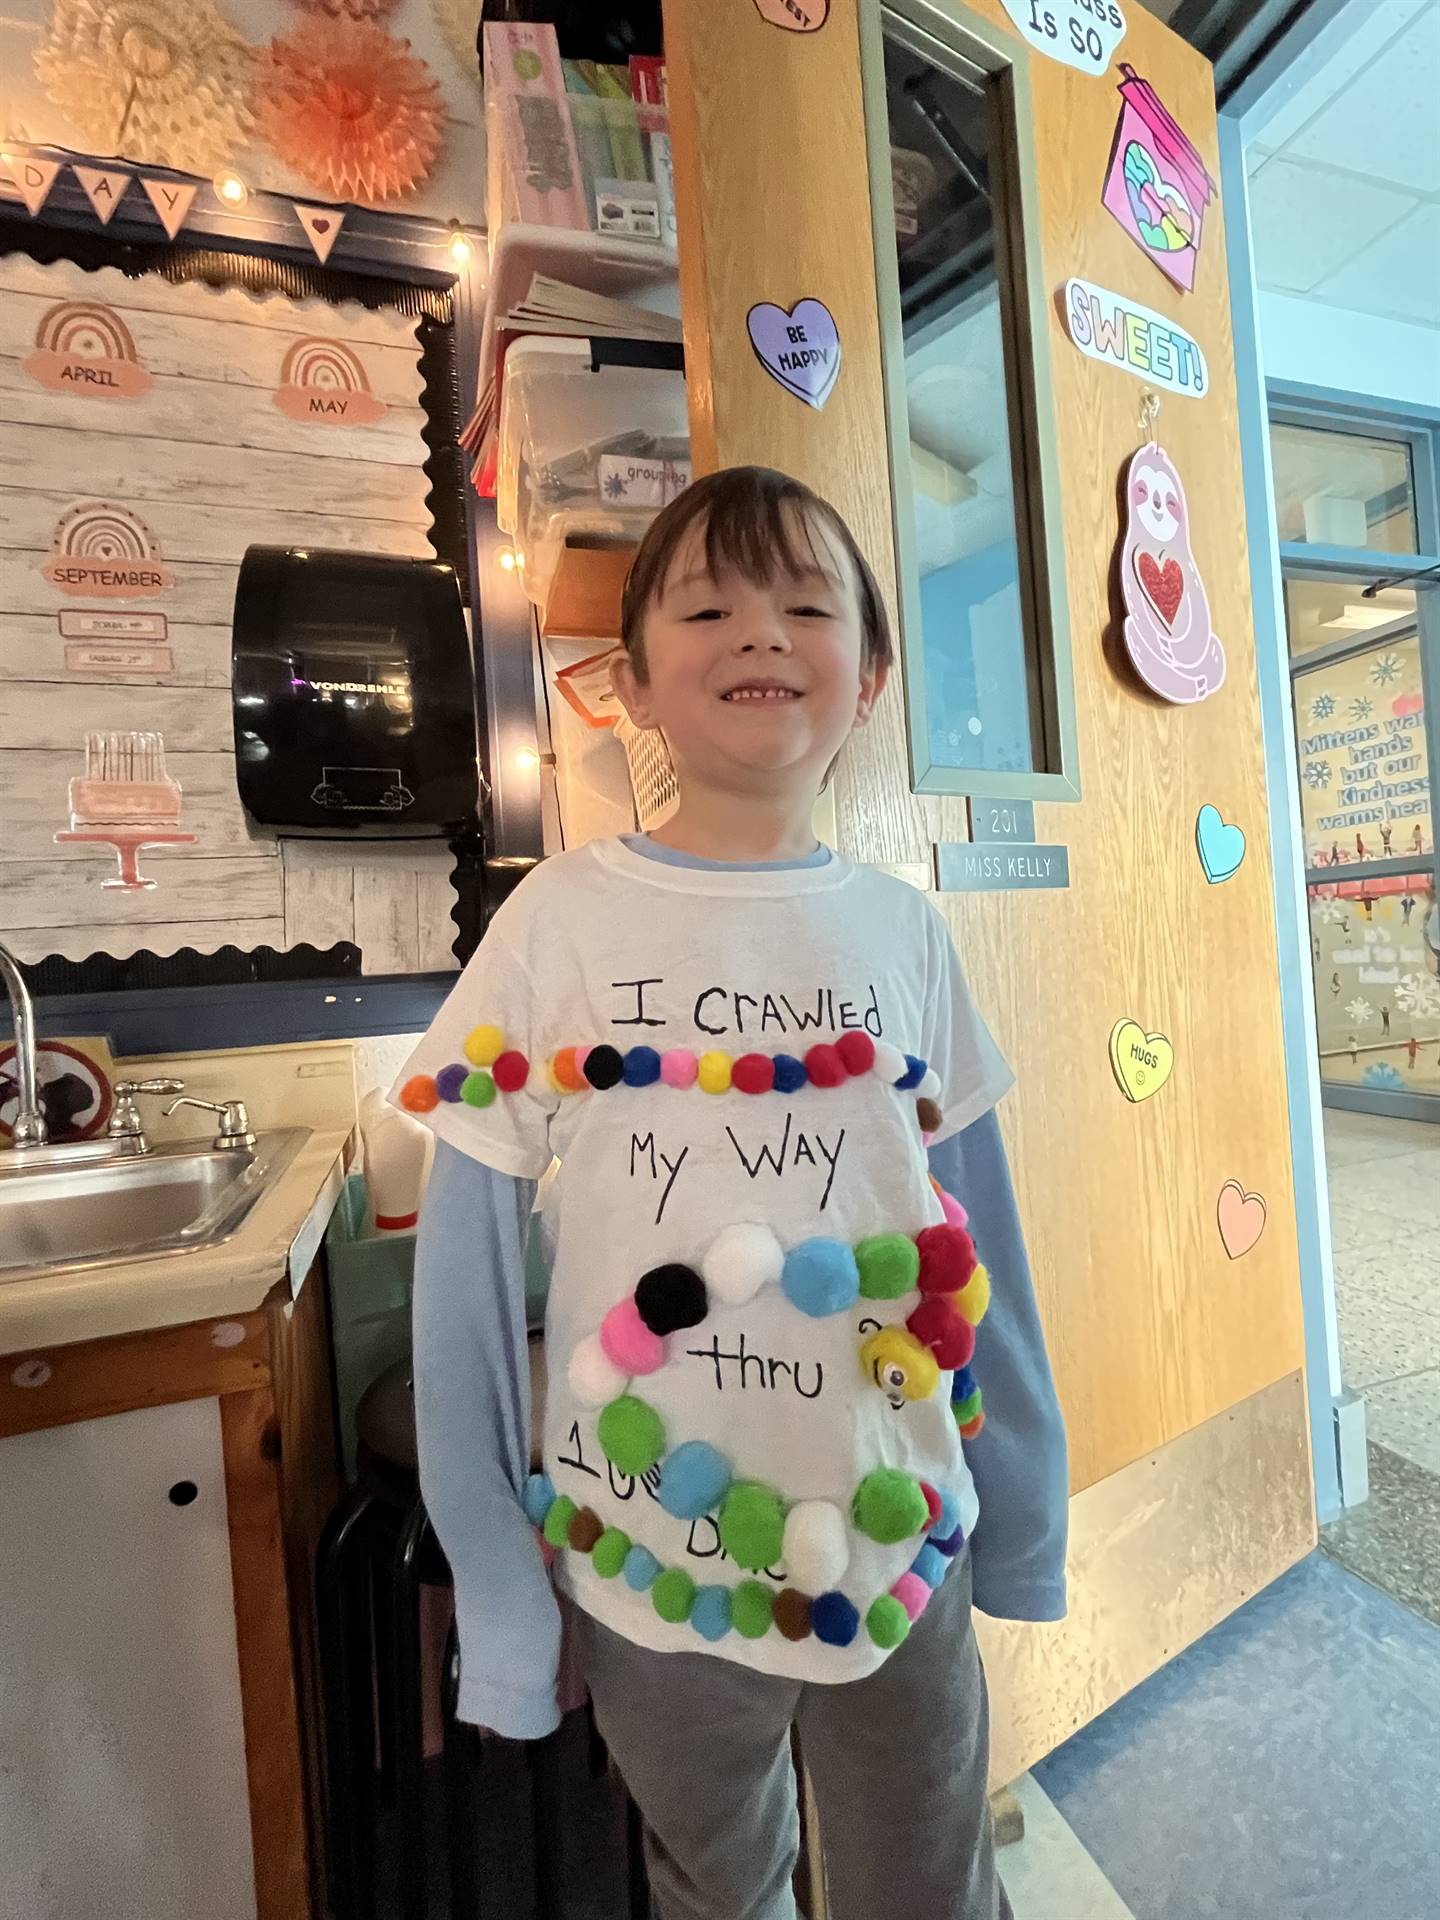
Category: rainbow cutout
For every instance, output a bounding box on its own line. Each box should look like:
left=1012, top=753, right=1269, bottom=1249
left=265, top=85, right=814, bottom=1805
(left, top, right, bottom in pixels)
left=23, top=300, right=151, bottom=399
left=42, top=501, right=173, bottom=599
left=274, top=335, right=387, bottom=425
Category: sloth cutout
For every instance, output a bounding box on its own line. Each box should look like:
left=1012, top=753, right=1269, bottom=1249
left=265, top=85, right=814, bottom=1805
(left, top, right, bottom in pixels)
left=1119, top=441, right=1225, bottom=704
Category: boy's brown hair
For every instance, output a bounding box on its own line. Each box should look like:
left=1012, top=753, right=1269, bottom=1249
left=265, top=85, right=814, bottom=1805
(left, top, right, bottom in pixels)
left=619, top=466, right=893, bottom=681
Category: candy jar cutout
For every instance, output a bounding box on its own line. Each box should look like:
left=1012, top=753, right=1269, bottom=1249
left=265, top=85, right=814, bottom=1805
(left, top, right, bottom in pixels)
left=1119, top=437, right=1225, bottom=705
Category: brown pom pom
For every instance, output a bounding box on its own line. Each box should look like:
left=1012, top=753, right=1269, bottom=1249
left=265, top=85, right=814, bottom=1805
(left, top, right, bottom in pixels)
left=567, top=1507, right=604, bottom=1553
left=916, top=1096, right=943, bottom=1134
left=773, top=1588, right=814, bottom=1641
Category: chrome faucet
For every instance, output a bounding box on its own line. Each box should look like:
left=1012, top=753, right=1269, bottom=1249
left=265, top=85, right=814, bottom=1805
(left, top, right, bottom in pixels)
left=0, top=938, right=47, bottom=1149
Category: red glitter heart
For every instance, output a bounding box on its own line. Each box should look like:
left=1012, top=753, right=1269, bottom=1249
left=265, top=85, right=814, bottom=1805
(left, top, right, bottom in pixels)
left=1136, top=550, right=1184, bottom=629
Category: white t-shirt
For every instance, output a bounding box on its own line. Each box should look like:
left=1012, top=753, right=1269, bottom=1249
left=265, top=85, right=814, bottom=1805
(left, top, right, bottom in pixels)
left=393, top=837, right=1012, bottom=1680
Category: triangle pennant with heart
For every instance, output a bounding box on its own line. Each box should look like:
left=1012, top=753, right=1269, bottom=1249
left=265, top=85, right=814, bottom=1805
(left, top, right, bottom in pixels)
left=295, top=203, right=344, bottom=264
left=73, top=166, right=132, bottom=224
left=6, top=155, right=61, bottom=217
left=141, top=175, right=197, bottom=240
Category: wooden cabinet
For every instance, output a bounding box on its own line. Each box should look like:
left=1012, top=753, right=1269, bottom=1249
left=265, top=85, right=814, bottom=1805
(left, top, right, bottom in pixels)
left=0, top=1267, right=339, bottom=1920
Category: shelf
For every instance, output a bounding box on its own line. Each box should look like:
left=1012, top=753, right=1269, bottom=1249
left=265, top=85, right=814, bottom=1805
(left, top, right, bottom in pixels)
left=541, top=541, right=638, bottom=643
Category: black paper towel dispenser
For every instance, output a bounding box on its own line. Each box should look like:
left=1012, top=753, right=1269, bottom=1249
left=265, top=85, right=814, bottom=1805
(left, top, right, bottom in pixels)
left=232, top=547, right=480, bottom=833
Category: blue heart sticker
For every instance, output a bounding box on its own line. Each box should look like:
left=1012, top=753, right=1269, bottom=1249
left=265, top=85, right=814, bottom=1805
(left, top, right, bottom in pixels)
left=1195, top=804, right=1245, bottom=884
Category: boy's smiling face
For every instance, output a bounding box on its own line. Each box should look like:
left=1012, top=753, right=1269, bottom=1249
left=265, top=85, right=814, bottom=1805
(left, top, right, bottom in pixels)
left=611, top=508, right=887, bottom=798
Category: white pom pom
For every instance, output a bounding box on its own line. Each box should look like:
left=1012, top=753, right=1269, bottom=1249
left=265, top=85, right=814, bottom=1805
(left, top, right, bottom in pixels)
left=872, top=1041, right=908, bottom=1083
left=919, top=1068, right=941, bottom=1100
left=568, top=1333, right=628, bottom=1407
left=702, top=1223, right=784, bottom=1308
left=783, top=1501, right=849, bottom=1593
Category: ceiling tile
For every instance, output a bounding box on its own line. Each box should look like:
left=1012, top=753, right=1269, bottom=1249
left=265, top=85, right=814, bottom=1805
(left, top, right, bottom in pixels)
left=1308, top=201, right=1440, bottom=324
left=1247, top=158, right=1418, bottom=295
left=1283, top=8, right=1440, bottom=193
left=1256, top=0, right=1435, bottom=151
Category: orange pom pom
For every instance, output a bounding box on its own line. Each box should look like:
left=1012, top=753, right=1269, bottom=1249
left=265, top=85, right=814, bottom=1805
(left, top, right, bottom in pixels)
left=399, top=1074, right=438, bottom=1113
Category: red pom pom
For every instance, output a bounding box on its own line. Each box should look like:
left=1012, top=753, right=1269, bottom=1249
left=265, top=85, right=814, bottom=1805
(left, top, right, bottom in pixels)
left=916, top=1224, right=978, bottom=1294
left=493, top=1050, right=529, bottom=1093
left=804, top=1043, right=846, bottom=1088
left=919, top=1481, right=942, bottom=1531
left=732, top=1052, right=776, bottom=1095
left=907, top=1295, right=976, bottom=1370
left=836, top=1031, right=876, bottom=1076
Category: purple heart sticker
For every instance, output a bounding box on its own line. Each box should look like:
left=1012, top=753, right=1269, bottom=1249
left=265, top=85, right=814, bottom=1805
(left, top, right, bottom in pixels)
left=746, top=298, right=841, bottom=410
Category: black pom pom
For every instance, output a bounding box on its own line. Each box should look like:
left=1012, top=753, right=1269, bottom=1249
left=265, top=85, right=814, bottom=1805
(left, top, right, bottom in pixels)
left=583, top=1044, right=625, bottom=1089
left=635, top=1263, right=708, bottom=1335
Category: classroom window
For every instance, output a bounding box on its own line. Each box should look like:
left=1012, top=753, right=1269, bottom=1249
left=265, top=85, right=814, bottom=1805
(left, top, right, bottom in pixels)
left=1270, top=421, right=1419, bottom=555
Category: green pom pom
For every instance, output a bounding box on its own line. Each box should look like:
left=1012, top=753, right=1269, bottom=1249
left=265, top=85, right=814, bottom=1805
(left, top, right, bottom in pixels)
left=717, top=1481, right=786, bottom=1572
left=851, top=1468, right=928, bottom=1545
left=652, top=1567, right=697, bottom=1624
left=597, top=1395, right=666, bottom=1476
left=867, top=1595, right=910, bottom=1649
left=731, top=1580, right=776, bottom=1639
left=543, top=1494, right=578, bottom=1548
left=592, top=1527, right=631, bottom=1578
left=460, top=1070, right=497, bottom=1108
left=856, top=1233, right=920, bottom=1300
left=952, top=1388, right=983, bottom=1424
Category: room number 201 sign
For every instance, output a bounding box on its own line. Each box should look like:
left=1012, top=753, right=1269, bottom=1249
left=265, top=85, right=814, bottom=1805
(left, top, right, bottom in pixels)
left=998, top=0, right=1127, bottom=75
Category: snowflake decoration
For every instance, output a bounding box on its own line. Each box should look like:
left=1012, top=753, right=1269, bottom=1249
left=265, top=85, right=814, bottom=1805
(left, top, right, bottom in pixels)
left=603, top=472, right=629, bottom=500
left=1302, top=760, right=1332, bottom=791
left=1310, top=693, right=1336, bottom=721
left=1396, top=972, right=1440, bottom=1020
left=1349, top=696, right=1373, bottom=721
left=1317, top=900, right=1346, bottom=925
left=1371, top=653, right=1401, bottom=686
left=1363, top=1062, right=1404, bottom=1090
left=1344, top=998, right=1375, bottom=1026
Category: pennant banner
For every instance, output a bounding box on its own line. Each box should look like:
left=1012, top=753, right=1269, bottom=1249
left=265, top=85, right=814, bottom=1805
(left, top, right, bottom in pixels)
left=73, top=166, right=131, bottom=224
left=140, top=175, right=197, bottom=241
left=5, top=155, right=61, bottom=218
left=294, top=202, right=344, bottom=263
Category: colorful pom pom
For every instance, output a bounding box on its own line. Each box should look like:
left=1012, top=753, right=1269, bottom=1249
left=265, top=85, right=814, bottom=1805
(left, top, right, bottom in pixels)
left=623, top=1545, right=662, bottom=1591
left=803, top=1043, right=845, bottom=1088
left=493, top=1049, right=529, bottom=1093
left=782, top=1501, right=849, bottom=1594
left=954, top=1264, right=991, bottom=1327
left=597, top=1395, right=666, bottom=1476
left=852, top=1468, right=929, bottom=1545
left=463, top=1024, right=504, bottom=1068
left=658, top=1440, right=732, bottom=1520
left=582, top=1044, right=625, bottom=1089
left=660, top=1049, right=698, bottom=1088
left=951, top=1368, right=977, bottom=1407
left=931, top=1525, right=966, bottom=1558
left=772, top=1053, right=808, bottom=1093
left=522, top=1472, right=554, bottom=1527
left=937, top=1186, right=969, bottom=1230
left=435, top=1063, right=468, bottom=1103
left=891, top=1572, right=931, bottom=1623
left=959, top=1411, right=985, bottom=1439
left=860, top=1327, right=940, bottom=1403
left=773, top=1590, right=813, bottom=1642
left=919, top=1481, right=943, bottom=1532
left=952, top=1388, right=983, bottom=1426
left=718, top=1481, right=786, bottom=1571
left=835, top=1030, right=876, bottom=1076
left=916, top=1224, right=979, bottom=1295
left=856, top=1233, right=921, bottom=1300
left=549, top=1047, right=585, bottom=1094
left=600, top=1297, right=666, bottom=1376
left=911, top=1543, right=948, bottom=1588
left=461, top=1070, right=497, bottom=1108
left=543, top=1494, right=578, bottom=1548
left=906, top=1295, right=976, bottom=1371
left=896, top=1055, right=927, bottom=1092
left=592, top=1527, right=631, bottom=1578
left=568, top=1507, right=604, bottom=1553
left=652, top=1567, right=697, bottom=1624
left=732, top=1580, right=776, bottom=1640
left=399, top=1074, right=438, bottom=1113
left=569, top=1333, right=630, bottom=1407
left=811, top=1591, right=860, bottom=1647
left=872, top=1041, right=908, bottom=1083
left=701, top=1222, right=784, bottom=1308
left=866, top=1594, right=910, bottom=1649
left=915, top=1096, right=943, bottom=1134
left=690, top=1585, right=733, bottom=1643
left=623, top=1046, right=662, bottom=1087
left=635, top=1263, right=708, bottom=1336
left=731, top=1052, right=776, bottom=1095
left=918, top=1068, right=942, bottom=1101
left=782, top=1238, right=860, bottom=1318
left=697, top=1050, right=733, bottom=1094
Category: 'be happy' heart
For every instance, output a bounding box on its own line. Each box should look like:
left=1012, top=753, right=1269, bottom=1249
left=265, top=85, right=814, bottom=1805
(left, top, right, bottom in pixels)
left=1136, top=550, right=1184, bottom=630
left=746, top=298, right=842, bottom=411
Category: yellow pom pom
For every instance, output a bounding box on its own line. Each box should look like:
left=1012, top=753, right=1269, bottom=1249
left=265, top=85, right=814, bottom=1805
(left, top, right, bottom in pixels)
left=697, top=1050, right=733, bottom=1094
left=953, top=1263, right=990, bottom=1327
left=861, top=1326, right=940, bottom=1402
left=464, top=1023, right=505, bottom=1068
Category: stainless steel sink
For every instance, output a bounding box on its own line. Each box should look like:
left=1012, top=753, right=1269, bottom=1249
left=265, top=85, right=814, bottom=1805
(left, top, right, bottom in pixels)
left=0, top=1129, right=309, bottom=1280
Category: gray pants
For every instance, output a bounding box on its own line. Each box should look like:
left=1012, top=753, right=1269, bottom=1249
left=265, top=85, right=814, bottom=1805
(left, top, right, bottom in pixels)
left=573, top=1556, right=1011, bottom=1920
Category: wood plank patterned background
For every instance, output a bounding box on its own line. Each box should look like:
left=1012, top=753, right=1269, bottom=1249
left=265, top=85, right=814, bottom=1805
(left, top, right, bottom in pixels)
left=0, top=255, right=460, bottom=974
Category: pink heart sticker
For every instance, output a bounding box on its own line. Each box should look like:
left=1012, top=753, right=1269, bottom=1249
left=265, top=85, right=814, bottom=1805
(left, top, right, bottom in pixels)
left=1217, top=1180, right=1266, bottom=1260
left=312, top=218, right=331, bottom=233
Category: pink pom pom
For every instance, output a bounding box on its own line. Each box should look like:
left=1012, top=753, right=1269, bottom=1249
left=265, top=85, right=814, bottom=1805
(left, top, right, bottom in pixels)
left=891, top=1572, right=931, bottom=1622
left=573, top=1045, right=591, bottom=1076
left=938, top=1187, right=969, bottom=1230
left=538, top=1532, right=556, bottom=1569
left=600, top=1297, right=666, bottom=1375
left=661, top=1049, right=699, bottom=1088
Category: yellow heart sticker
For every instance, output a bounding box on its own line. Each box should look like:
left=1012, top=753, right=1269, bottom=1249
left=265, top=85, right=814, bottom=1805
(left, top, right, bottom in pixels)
left=1108, top=1018, right=1175, bottom=1102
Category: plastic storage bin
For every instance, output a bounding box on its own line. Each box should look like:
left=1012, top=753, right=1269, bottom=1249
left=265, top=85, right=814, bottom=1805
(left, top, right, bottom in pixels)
left=497, top=336, right=689, bottom=612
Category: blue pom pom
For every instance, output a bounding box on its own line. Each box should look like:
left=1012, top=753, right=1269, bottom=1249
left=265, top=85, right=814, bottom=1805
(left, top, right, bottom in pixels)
left=522, top=1472, right=554, bottom=1527
left=690, top=1586, right=733, bottom=1642
left=952, top=1366, right=977, bottom=1403
left=931, top=1525, right=965, bottom=1559
left=811, top=1591, right=860, bottom=1647
left=623, top=1545, right=662, bottom=1590
left=911, top=1543, right=948, bottom=1588
left=658, top=1440, right=733, bottom=1519
left=622, top=1046, right=662, bottom=1087
left=772, top=1053, right=808, bottom=1094
left=896, top=1054, right=927, bottom=1091
left=933, top=1486, right=964, bottom=1539
left=782, top=1238, right=860, bottom=1318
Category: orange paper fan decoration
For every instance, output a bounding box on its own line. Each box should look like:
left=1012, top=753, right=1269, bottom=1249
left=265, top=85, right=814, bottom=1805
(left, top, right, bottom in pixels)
left=255, top=21, right=442, bottom=202
left=293, top=0, right=400, bottom=19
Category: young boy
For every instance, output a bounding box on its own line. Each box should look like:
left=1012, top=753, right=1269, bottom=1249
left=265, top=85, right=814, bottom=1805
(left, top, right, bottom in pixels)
left=394, top=467, right=1068, bottom=1919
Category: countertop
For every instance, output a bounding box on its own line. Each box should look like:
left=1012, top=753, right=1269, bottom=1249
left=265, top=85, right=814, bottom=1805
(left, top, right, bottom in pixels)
left=0, top=1126, right=354, bottom=1356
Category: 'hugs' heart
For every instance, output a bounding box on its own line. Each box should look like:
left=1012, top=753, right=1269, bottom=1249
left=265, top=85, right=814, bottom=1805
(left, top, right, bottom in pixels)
left=1136, top=550, right=1184, bottom=629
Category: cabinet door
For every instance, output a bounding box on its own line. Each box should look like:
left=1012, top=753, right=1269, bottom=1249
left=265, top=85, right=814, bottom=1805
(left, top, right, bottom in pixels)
left=0, top=1397, right=257, bottom=1920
